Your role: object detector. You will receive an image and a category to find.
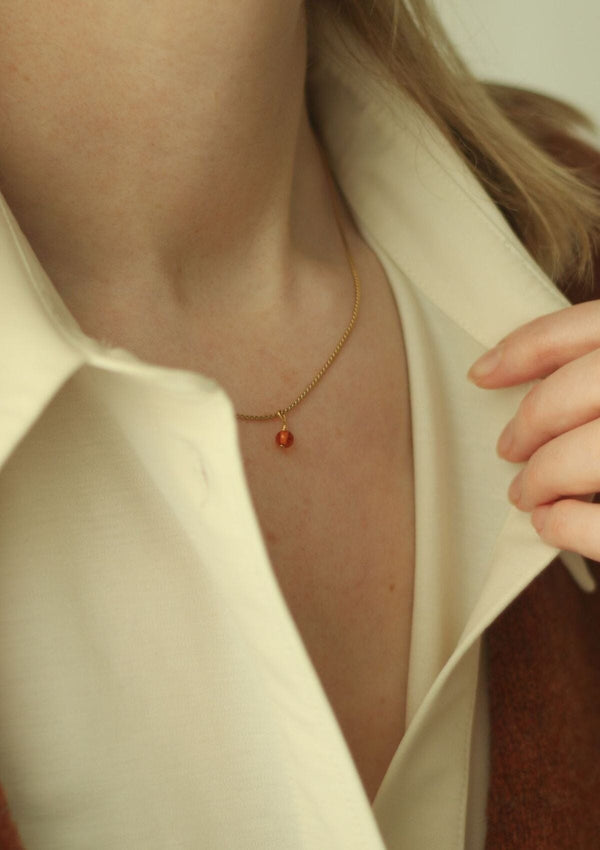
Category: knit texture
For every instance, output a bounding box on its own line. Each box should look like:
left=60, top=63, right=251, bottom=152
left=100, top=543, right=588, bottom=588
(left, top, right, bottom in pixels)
left=485, top=557, right=600, bottom=848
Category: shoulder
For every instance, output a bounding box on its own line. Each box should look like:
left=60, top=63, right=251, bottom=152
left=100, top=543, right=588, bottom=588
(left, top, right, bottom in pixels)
left=486, top=84, right=600, bottom=180
left=487, top=84, right=600, bottom=302
left=546, top=132, right=600, bottom=304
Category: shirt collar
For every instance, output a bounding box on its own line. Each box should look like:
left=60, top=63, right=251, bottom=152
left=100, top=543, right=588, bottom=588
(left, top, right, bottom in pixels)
left=307, top=17, right=595, bottom=700
left=0, top=187, right=224, bottom=474
left=306, top=25, right=596, bottom=830
left=0, top=197, right=85, bottom=471
left=307, top=25, right=571, bottom=351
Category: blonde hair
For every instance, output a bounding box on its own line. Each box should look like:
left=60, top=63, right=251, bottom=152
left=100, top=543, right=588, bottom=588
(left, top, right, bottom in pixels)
left=307, top=1, right=600, bottom=291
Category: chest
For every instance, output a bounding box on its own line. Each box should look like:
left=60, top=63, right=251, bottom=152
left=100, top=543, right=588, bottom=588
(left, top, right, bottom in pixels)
left=55, top=230, right=415, bottom=803
left=236, top=291, right=415, bottom=803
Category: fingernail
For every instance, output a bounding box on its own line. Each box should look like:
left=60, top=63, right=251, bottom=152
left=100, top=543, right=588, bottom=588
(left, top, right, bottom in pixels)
left=532, top=506, right=550, bottom=534
left=497, top=419, right=515, bottom=457
left=508, top=470, right=523, bottom=505
left=468, top=344, right=504, bottom=382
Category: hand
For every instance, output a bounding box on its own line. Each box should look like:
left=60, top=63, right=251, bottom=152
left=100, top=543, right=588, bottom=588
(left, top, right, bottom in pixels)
left=467, top=301, right=600, bottom=561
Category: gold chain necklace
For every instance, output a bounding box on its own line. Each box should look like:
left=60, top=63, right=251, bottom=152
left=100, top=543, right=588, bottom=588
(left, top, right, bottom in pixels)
left=235, top=163, right=361, bottom=449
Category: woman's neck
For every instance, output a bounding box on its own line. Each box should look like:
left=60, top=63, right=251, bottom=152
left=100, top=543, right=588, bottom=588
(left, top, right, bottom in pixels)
left=0, top=1, right=337, bottom=312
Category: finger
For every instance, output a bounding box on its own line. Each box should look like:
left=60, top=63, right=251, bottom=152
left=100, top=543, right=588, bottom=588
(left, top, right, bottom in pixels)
left=497, top=347, right=600, bottom=462
left=508, top=417, right=600, bottom=512
left=468, top=301, right=600, bottom=388
left=532, top=499, right=600, bottom=562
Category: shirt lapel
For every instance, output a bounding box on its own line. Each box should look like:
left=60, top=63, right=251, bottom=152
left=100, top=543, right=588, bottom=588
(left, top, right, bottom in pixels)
left=308, top=23, right=594, bottom=667
left=309, top=26, right=595, bottom=847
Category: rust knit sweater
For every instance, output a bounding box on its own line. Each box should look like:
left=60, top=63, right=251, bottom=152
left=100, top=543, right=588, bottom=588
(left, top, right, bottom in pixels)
left=486, top=558, right=600, bottom=848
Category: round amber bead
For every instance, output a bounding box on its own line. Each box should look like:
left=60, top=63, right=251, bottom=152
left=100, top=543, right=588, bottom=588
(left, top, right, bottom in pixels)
left=276, top=429, right=294, bottom=448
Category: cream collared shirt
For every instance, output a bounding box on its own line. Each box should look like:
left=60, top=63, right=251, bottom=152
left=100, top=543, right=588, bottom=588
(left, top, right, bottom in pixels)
left=0, top=18, right=594, bottom=850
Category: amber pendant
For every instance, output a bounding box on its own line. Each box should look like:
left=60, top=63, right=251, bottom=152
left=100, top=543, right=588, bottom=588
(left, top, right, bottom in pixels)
left=276, top=429, right=294, bottom=448
left=275, top=412, right=294, bottom=449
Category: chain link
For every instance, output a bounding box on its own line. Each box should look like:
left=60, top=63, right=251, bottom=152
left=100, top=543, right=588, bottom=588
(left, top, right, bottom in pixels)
left=236, top=159, right=361, bottom=424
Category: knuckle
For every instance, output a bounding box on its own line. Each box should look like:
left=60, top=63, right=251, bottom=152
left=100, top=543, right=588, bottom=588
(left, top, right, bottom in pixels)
left=544, top=500, right=572, bottom=543
left=517, top=322, right=556, bottom=366
left=517, top=384, right=545, bottom=430
left=521, top=451, right=545, bottom=496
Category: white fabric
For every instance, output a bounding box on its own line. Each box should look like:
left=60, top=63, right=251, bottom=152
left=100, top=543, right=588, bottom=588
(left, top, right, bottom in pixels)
left=0, top=16, right=594, bottom=850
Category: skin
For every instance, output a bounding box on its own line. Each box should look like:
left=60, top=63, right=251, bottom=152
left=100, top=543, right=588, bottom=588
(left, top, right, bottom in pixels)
left=0, top=1, right=376, bottom=427
left=468, top=301, right=600, bottom=561
left=0, top=1, right=347, bottom=341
